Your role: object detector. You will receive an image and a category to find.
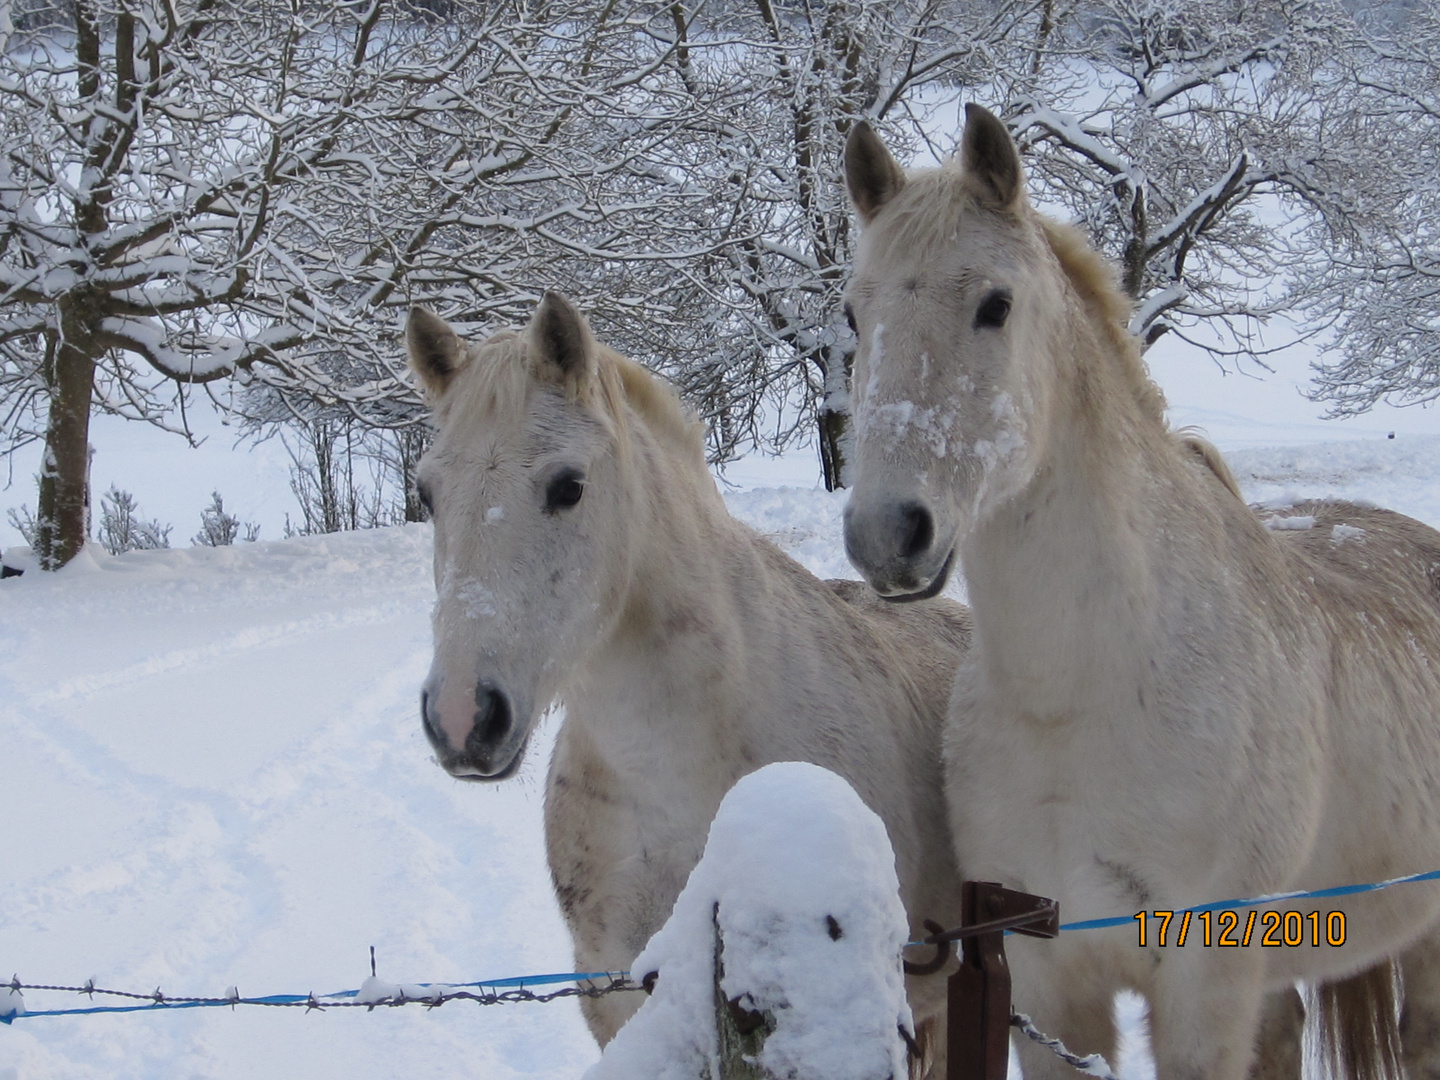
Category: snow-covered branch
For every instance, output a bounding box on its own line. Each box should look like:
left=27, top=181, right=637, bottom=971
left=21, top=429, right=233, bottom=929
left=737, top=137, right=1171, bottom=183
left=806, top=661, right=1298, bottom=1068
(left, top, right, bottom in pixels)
left=993, top=0, right=1422, bottom=372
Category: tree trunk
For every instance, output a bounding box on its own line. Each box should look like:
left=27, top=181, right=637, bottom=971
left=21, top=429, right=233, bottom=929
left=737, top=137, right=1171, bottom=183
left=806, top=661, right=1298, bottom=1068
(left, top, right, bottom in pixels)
left=398, top=427, right=429, bottom=523
left=817, top=344, right=853, bottom=492
left=35, top=330, right=97, bottom=570
left=818, top=406, right=850, bottom=493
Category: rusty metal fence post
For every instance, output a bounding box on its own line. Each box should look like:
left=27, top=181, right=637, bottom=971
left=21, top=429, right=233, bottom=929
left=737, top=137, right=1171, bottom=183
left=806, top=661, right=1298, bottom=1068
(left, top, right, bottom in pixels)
left=905, top=881, right=1059, bottom=1080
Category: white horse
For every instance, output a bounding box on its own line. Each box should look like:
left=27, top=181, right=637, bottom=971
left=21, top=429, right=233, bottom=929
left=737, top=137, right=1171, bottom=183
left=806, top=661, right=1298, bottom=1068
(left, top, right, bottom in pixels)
left=840, top=105, right=1440, bottom=1080
left=405, top=293, right=971, bottom=1073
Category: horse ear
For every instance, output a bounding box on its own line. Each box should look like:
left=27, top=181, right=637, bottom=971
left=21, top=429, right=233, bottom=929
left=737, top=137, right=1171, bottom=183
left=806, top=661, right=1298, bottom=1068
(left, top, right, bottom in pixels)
left=961, top=104, right=1023, bottom=210
left=529, top=291, right=597, bottom=387
left=845, top=121, right=906, bottom=225
left=407, top=306, right=464, bottom=397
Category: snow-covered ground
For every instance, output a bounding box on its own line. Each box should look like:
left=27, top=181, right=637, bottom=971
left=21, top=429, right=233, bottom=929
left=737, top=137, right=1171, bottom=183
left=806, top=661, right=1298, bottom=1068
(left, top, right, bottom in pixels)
left=1, top=526, right=599, bottom=1080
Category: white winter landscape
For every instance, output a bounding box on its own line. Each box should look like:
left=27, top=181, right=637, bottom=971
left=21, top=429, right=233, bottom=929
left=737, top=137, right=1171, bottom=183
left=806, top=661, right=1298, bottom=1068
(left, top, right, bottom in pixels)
left=5, top=338, right=1440, bottom=1078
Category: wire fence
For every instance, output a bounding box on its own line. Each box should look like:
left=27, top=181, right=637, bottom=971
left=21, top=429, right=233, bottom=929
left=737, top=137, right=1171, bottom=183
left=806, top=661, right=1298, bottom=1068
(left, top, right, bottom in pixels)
left=1011, top=1011, right=1118, bottom=1080
left=2, top=969, right=640, bottom=1023
left=9, top=859, right=1440, bottom=1080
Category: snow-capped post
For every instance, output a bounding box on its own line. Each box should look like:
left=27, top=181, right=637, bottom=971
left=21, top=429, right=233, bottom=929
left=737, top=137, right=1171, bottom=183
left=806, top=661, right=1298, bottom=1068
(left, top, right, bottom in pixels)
left=585, top=762, right=915, bottom=1080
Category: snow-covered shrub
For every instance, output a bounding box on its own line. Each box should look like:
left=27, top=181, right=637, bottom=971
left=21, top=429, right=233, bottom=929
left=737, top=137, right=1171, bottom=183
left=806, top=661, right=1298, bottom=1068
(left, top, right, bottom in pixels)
left=6, top=505, right=37, bottom=548
left=193, top=491, right=259, bottom=546
left=587, top=762, right=913, bottom=1080
left=97, top=486, right=171, bottom=555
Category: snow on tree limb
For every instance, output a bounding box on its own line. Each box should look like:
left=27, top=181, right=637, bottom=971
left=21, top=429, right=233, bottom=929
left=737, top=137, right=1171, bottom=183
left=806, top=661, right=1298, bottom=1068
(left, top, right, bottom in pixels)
left=993, top=0, right=1433, bottom=383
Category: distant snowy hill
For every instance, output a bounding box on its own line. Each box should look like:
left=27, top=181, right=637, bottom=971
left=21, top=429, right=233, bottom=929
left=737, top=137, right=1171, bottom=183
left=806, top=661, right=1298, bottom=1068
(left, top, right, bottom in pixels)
left=5, top=442, right=1440, bottom=1078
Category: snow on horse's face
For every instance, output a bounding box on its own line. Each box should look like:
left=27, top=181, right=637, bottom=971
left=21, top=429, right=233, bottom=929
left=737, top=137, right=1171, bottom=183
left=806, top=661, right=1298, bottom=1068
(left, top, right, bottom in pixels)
left=407, top=294, right=638, bottom=779
left=840, top=107, right=1066, bottom=600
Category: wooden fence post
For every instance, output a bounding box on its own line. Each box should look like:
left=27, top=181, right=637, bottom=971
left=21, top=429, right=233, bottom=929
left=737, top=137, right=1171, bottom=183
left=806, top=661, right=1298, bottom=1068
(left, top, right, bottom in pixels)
left=713, top=902, right=778, bottom=1080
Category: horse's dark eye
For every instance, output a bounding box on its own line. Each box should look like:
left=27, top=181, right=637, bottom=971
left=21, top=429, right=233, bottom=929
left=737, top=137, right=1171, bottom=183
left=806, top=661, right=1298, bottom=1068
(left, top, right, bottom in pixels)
left=975, top=289, right=1012, bottom=329
left=843, top=302, right=857, bottom=334
left=545, top=469, right=585, bottom=512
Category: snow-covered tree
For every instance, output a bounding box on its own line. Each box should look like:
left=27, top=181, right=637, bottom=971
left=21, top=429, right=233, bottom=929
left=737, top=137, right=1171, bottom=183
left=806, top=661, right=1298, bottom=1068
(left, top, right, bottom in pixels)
left=0, top=0, right=447, bottom=566
left=0, top=0, right=722, bottom=568
left=1306, top=3, right=1440, bottom=413
left=240, top=0, right=1023, bottom=492
left=276, top=417, right=428, bottom=534
left=981, top=0, right=1385, bottom=364
left=16, top=0, right=1425, bottom=522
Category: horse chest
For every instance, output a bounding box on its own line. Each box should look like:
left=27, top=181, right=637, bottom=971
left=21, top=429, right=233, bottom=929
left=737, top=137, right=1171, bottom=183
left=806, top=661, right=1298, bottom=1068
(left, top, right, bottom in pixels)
left=950, top=685, right=1188, bottom=886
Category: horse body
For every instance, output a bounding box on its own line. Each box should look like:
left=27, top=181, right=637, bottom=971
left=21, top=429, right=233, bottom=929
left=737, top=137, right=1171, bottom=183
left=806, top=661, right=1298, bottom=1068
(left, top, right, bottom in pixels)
left=841, top=107, right=1440, bottom=1079
left=406, top=295, right=970, bottom=1068
left=547, top=537, right=969, bottom=1043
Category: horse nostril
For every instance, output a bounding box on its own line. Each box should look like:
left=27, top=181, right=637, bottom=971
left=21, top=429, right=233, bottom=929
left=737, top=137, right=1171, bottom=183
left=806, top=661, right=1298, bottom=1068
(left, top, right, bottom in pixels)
left=899, top=501, right=935, bottom=560
left=469, top=681, right=512, bottom=755
left=420, top=687, right=443, bottom=747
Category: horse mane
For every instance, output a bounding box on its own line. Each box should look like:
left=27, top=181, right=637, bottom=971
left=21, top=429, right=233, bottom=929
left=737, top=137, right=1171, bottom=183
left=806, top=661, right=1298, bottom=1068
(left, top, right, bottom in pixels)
left=1036, top=217, right=1168, bottom=429
left=1176, top=429, right=1244, bottom=499
left=441, top=324, right=709, bottom=475
left=1034, top=221, right=1252, bottom=501
left=606, top=348, right=711, bottom=475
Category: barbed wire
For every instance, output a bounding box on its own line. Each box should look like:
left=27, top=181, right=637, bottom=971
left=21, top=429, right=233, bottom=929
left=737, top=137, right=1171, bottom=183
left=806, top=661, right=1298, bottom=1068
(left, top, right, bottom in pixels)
left=2, top=970, right=641, bottom=1022
left=11, top=859, right=1440, bottom=1072
left=1011, top=1011, right=1118, bottom=1080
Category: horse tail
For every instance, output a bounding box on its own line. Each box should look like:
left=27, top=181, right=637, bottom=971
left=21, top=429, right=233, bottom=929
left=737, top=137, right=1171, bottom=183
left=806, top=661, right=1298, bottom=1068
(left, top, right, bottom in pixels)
left=1315, top=961, right=1403, bottom=1080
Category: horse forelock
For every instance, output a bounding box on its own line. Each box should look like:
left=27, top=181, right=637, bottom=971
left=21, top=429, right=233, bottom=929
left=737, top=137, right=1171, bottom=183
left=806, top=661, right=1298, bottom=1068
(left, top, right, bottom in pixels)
left=431, top=329, right=531, bottom=429
left=859, top=164, right=991, bottom=267
left=434, top=323, right=707, bottom=479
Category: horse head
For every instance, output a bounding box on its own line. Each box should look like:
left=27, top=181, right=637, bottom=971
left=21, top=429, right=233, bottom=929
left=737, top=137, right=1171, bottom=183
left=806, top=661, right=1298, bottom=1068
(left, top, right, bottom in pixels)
left=840, top=105, right=1071, bottom=599
left=407, top=293, right=641, bottom=779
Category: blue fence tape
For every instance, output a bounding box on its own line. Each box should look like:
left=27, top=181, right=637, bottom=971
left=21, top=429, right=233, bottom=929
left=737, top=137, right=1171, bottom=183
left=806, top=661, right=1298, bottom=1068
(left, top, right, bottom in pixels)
left=892, top=866, right=1440, bottom=946
left=1056, top=866, right=1440, bottom=933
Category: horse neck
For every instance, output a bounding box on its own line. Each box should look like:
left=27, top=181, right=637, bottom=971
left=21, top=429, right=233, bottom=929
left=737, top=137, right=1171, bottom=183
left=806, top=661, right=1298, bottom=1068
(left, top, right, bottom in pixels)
left=963, top=296, right=1185, bottom=720
left=567, top=419, right=762, bottom=749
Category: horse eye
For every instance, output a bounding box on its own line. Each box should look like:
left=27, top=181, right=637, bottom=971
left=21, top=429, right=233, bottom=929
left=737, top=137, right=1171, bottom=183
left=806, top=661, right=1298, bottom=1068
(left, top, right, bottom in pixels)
left=545, top=469, right=585, bottom=512
left=843, top=303, right=857, bottom=334
left=975, top=289, right=1012, bottom=329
